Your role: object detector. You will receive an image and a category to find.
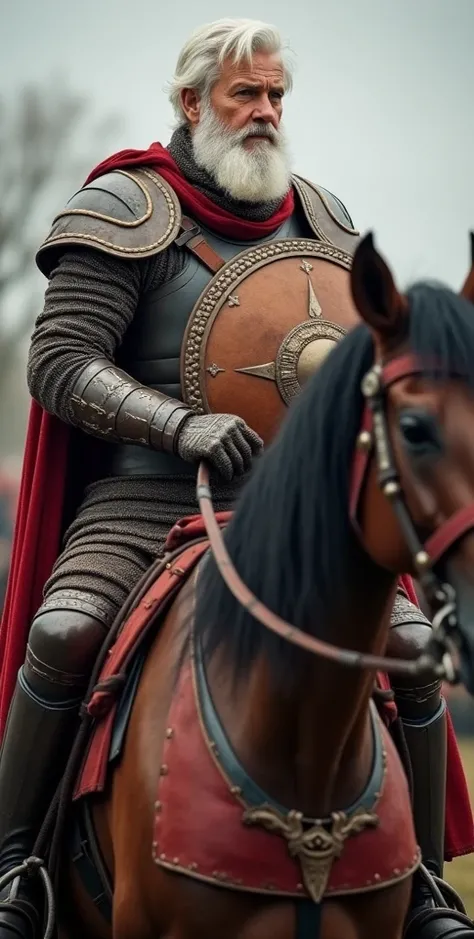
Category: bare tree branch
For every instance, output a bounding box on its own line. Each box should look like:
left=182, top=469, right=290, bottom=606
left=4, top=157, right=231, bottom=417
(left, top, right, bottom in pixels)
left=0, top=78, right=122, bottom=388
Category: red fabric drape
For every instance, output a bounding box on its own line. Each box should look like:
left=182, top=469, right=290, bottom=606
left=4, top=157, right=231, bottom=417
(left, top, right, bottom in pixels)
left=84, top=141, right=295, bottom=240
left=0, top=145, right=471, bottom=858
left=0, top=404, right=69, bottom=733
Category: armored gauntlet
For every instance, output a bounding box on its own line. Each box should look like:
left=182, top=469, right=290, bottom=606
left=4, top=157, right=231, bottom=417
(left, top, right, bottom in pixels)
left=176, top=412, right=263, bottom=480
left=70, top=357, right=262, bottom=479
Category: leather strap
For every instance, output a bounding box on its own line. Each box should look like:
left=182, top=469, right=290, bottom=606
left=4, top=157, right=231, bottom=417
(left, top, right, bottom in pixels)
left=380, top=354, right=425, bottom=387
left=349, top=354, right=474, bottom=569
left=176, top=216, right=225, bottom=274
left=425, top=505, right=474, bottom=565
left=350, top=355, right=429, bottom=531
left=197, top=464, right=435, bottom=678
left=295, top=900, right=321, bottom=938
left=71, top=800, right=113, bottom=922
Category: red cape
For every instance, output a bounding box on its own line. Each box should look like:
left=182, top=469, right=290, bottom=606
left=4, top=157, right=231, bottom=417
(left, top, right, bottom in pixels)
left=0, top=402, right=69, bottom=728
left=0, top=143, right=472, bottom=860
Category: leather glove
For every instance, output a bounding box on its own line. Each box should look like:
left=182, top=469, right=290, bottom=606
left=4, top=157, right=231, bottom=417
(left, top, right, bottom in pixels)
left=176, top=412, right=263, bottom=481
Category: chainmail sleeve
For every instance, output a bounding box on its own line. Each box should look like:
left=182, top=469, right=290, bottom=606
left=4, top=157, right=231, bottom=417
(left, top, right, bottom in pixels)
left=28, top=249, right=142, bottom=418
left=27, top=245, right=191, bottom=452
left=29, top=245, right=242, bottom=619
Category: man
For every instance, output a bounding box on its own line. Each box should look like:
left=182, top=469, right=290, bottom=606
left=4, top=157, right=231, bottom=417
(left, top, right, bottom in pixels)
left=0, top=17, right=472, bottom=939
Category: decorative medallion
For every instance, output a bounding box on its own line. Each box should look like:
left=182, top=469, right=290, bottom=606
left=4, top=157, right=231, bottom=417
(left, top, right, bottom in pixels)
left=242, top=805, right=380, bottom=903
left=275, top=319, right=347, bottom=405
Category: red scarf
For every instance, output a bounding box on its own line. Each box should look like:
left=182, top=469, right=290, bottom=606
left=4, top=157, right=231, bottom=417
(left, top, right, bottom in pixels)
left=84, top=141, right=295, bottom=239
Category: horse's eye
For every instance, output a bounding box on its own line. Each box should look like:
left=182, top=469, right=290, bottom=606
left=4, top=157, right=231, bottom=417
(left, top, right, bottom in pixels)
left=398, top=408, right=443, bottom=456
left=399, top=411, right=428, bottom=445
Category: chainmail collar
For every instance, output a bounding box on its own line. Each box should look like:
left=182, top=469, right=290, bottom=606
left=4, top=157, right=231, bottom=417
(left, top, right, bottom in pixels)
left=167, top=124, right=287, bottom=223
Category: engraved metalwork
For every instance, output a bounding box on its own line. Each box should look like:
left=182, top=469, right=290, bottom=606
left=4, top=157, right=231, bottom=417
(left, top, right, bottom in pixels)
left=242, top=805, right=379, bottom=903
left=291, top=178, right=329, bottom=243
left=275, top=320, right=347, bottom=405
left=300, top=260, right=313, bottom=274
left=43, top=168, right=180, bottom=258
left=228, top=295, right=240, bottom=307
left=291, top=175, right=360, bottom=238
left=307, top=279, right=322, bottom=318
left=182, top=239, right=353, bottom=414
left=361, top=366, right=382, bottom=398
left=234, top=362, right=277, bottom=381
left=372, top=411, right=391, bottom=472
left=207, top=364, right=225, bottom=378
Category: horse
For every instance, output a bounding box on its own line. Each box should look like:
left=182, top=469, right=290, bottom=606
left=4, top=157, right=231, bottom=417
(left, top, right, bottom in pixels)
left=55, top=232, right=474, bottom=939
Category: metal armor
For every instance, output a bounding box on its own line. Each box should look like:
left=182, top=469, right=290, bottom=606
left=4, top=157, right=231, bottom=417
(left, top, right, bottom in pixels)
left=35, top=168, right=182, bottom=274
left=35, top=169, right=360, bottom=475
left=1, top=171, right=464, bottom=939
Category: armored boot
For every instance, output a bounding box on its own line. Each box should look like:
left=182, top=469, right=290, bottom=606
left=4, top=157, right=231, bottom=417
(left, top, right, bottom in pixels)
left=398, top=684, right=447, bottom=882
left=387, top=600, right=474, bottom=937
left=0, top=605, right=108, bottom=938
left=394, top=683, right=474, bottom=937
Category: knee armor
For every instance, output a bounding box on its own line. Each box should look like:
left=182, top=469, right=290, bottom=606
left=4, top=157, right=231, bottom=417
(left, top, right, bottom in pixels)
left=388, top=601, right=446, bottom=879
left=26, top=601, right=108, bottom=700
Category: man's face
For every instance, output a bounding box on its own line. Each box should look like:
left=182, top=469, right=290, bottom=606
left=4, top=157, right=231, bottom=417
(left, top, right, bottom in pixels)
left=182, top=50, right=291, bottom=203
left=209, top=51, right=285, bottom=138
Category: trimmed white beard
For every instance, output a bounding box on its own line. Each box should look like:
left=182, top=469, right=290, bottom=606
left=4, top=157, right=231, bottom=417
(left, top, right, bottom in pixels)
left=192, top=104, right=292, bottom=204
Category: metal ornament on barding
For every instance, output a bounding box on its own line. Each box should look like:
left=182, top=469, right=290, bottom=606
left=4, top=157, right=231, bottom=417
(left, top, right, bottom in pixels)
left=361, top=366, right=382, bottom=399
left=242, top=804, right=380, bottom=903
left=356, top=430, right=373, bottom=452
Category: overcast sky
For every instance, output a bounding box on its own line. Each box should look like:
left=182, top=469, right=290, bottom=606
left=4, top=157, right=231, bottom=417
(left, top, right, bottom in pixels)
left=2, top=0, right=473, bottom=289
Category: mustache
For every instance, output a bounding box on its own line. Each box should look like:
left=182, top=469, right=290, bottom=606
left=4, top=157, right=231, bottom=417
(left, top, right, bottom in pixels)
left=240, top=123, right=279, bottom=143
left=196, top=105, right=285, bottom=154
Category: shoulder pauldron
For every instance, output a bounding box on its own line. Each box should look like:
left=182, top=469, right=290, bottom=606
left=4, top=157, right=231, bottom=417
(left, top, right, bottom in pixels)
left=292, top=174, right=360, bottom=255
left=36, top=168, right=182, bottom=277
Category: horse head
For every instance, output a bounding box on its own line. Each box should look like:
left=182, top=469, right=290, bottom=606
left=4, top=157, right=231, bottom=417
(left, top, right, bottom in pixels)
left=351, top=232, right=474, bottom=692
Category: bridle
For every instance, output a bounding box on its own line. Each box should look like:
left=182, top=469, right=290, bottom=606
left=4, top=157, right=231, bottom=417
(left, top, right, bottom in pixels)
left=197, top=352, right=474, bottom=682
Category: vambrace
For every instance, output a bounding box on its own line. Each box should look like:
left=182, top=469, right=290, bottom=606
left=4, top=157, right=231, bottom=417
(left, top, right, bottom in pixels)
left=70, top=357, right=192, bottom=454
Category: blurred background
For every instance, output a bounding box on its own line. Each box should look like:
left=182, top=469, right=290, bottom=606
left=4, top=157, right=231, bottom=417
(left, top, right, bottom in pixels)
left=1, top=0, right=473, bottom=909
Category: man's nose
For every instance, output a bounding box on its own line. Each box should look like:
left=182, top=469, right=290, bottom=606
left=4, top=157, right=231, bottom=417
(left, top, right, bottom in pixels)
left=251, top=97, right=278, bottom=128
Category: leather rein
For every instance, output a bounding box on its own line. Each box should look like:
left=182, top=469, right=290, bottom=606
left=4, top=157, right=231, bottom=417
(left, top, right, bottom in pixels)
left=197, top=353, right=474, bottom=682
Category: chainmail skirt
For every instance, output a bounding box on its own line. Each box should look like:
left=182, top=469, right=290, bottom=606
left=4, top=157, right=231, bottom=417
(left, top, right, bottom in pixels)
left=40, top=474, right=240, bottom=626
left=39, top=472, right=430, bottom=635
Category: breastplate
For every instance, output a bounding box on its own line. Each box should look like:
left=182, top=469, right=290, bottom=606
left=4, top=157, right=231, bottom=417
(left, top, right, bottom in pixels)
left=109, top=209, right=312, bottom=477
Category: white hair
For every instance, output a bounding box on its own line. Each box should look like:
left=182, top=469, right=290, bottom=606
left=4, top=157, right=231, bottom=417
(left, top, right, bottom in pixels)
left=168, top=18, right=294, bottom=124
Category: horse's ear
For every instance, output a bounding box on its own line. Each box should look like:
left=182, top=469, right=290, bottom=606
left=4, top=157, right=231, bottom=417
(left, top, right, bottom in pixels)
left=351, top=233, right=407, bottom=342
left=460, top=232, right=474, bottom=304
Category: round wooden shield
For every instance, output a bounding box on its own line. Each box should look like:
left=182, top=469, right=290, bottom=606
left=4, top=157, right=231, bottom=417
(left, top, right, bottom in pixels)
left=181, top=238, right=360, bottom=444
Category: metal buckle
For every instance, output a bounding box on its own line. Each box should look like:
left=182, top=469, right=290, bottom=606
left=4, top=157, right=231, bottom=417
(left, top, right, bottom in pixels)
left=175, top=224, right=201, bottom=247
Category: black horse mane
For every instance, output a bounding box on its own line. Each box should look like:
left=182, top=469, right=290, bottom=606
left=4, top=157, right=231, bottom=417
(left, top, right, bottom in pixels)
left=194, top=282, right=474, bottom=686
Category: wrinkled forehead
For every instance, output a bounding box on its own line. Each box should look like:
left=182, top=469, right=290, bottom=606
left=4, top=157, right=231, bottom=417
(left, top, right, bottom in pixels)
left=217, top=51, right=286, bottom=90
